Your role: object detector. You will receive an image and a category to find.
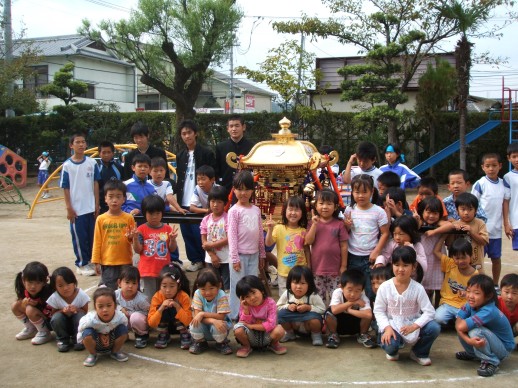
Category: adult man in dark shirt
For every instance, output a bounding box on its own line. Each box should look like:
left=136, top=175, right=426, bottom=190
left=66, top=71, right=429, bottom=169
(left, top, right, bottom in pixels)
left=123, top=122, right=170, bottom=181
left=215, top=114, right=255, bottom=195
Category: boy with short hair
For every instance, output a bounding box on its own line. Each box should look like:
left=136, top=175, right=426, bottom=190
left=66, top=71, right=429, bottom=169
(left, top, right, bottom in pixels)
left=97, top=141, right=124, bottom=214
left=383, top=187, right=412, bottom=221
left=342, top=141, right=382, bottom=188
left=503, top=143, right=518, bottom=254
left=122, top=153, right=155, bottom=216
left=60, top=133, right=101, bottom=276
left=433, top=236, right=477, bottom=326
left=92, top=180, right=136, bottom=290
left=148, top=157, right=185, bottom=214
left=444, top=169, right=487, bottom=222
left=409, top=176, right=448, bottom=218
left=452, top=193, right=489, bottom=272
left=189, top=165, right=218, bottom=214
left=325, top=269, right=375, bottom=349
left=376, top=171, right=401, bottom=199
left=497, top=273, right=518, bottom=337
left=123, top=122, right=169, bottom=181
left=472, top=153, right=506, bottom=285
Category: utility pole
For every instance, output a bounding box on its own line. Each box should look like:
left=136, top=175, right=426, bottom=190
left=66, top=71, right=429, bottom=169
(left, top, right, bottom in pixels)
left=3, top=0, right=16, bottom=117
left=229, top=35, right=235, bottom=114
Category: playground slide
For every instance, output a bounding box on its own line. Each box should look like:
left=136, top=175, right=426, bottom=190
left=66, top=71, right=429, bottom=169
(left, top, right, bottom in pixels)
left=413, top=120, right=502, bottom=175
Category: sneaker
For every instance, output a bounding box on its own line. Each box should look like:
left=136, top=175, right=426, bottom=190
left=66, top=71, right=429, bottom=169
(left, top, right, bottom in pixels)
left=185, top=262, right=204, bottom=272
left=386, top=352, right=399, bottom=361
left=410, top=351, right=432, bottom=366
left=477, top=361, right=499, bottom=377
left=110, top=352, right=129, bottom=362
left=74, top=342, right=85, bottom=351
left=83, top=353, right=98, bottom=367
left=311, top=332, right=323, bottom=346
left=189, top=340, right=209, bottom=355
left=280, top=331, right=297, bottom=343
left=236, top=346, right=253, bottom=358
left=180, top=332, right=192, bottom=350
left=267, top=342, right=287, bottom=355
left=456, top=351, right=477, bottom=361
left=215, top=340, right=233, bottom=355
left=326, top=333, right=340, bottom=349
left=134, top=334, right=148, bottom=349
left=57, top=340, right=71, bottom=352
left=31, top=331, right=52, bottom=345
left=154, top=332, right=171, bottom=349
left=15, top=327, right=37, bottom=340
left=357, top=333, right=376, bottom=348
left=76, top=263, right=96, bottom=276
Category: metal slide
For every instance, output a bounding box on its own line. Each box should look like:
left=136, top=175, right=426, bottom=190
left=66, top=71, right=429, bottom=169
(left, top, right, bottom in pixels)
left=412, top=119, right=502, bottom=175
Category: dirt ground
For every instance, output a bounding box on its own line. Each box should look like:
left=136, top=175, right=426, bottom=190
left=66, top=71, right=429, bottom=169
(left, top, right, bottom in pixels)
left=1, top=179, right=517, bottom=387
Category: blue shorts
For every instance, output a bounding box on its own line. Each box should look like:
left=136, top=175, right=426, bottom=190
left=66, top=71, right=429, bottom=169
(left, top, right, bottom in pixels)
left=484, top=238, right=502, bottom=259
left=37, top=170, right=48, bottom=185
left=513, top=230, right=518, bottom=251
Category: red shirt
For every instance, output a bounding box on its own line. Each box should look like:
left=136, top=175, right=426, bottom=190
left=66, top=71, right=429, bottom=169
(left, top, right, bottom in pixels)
left=497, top=296, right=518, bottom=325
left=137, top=223, right=173, bottom=277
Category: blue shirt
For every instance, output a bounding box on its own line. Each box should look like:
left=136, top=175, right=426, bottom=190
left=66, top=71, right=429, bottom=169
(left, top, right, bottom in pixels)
left=443, top=194, right=487, bottom=223
left=457, top=301, right=515, bottom=352
left=122, top=174, right=156, bottom=213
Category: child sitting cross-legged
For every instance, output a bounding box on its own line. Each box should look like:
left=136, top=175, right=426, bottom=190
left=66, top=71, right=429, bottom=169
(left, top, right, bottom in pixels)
left=189, top=268, right=233, bottom=355
left=325, top=269, right=376, bottom=349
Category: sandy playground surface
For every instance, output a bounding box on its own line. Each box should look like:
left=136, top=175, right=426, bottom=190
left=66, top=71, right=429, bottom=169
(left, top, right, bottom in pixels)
left=0, top=178, right=517, bottom=387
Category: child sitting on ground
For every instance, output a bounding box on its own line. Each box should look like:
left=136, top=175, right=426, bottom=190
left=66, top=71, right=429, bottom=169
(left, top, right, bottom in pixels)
left=369, top=266, right=393, bottom=336
left=189, top=268, right=233, bottom=355
left=374, top=246, right=440, bottom=366
left=496, top=273, right=518, bottom=338
left=325, top=269, right=375, bottom=349
left=277, top=266, right=326, bottom=346
left=234, top=275, right=286, bottom=358
left=455, top=274, right=515, bottom=377
left=47, top=267, right=90, bottom=352
left=78, top=287, right=129, bottom=367
left=11, top=262, right=53, bottom=345
left=147, top=264, right=193, bottom=350
left=433, top=236, right=477, bottom=326
left=115, top=266, right=150, bottom=349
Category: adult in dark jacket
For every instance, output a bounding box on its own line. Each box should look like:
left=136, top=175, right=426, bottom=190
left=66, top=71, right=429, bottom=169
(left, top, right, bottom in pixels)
left=175, top=119, right=216, bottom=272
left=215, top=114, right=255, bottom=196
left=123, top=122, right=170, bottom=181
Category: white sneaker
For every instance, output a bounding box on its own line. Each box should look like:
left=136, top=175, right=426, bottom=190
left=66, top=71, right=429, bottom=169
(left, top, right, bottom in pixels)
left=31, top=331, right=52, bottom=345
left=41, top=193, right=48, bottom=199
left=410, top=351, right=432, bottom=366
left=76, top=263, right=96, bottom=276
left=16, top=327, right=37, bottom=340
left=185, top=262, right=204, bottom=272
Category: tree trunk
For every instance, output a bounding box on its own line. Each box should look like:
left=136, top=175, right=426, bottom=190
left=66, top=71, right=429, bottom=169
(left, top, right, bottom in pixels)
left=456, top=35, right=471, bottom=171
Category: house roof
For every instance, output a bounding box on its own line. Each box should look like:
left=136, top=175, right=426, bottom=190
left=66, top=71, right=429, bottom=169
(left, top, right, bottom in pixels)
left=211, top=70, right=276, bottom=97
left=11, top=34, right=133, bottom=67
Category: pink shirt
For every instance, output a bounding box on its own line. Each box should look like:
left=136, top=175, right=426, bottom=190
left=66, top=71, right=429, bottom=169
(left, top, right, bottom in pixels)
left=238, top=297, right=278, bottom=333
left=227, top=204, right=266, bottom=263
left=307, top=218, right=348, bottom=276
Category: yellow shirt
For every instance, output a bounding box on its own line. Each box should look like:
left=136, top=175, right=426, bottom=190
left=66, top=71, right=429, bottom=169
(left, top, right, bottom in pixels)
left=92, top=212, right=135, bottom=266
left=439, top=254, right=478, bottom=309
left=271, top=225, right=307, bottom=277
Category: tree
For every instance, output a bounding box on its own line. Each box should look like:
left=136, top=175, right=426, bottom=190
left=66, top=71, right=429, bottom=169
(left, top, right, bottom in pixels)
left=415, top=59, right=457, bottom=176
left=436, top=0, right=509, bottom=170
left=39, top=62, right=88, bottom=106
left=235, top=40, right=316, bottom=112
left=80, top=0, right=242, bottom=125
left=272, top=0, right=510, bottom=145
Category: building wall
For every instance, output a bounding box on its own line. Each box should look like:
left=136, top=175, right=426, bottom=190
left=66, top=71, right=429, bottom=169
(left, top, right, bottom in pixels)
left=312, top=92, right=418, bottom=113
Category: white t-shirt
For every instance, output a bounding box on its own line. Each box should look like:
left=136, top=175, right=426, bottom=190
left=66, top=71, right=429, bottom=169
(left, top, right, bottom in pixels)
left=330, top=288, right=371, bottom=310
left=38, top=158, right=50, bottom=171
left=472, top=176, right=506, bottom=238
left=344, top=204, right=388, bottom=256
left=504, top=170, right=518, bottom=228
left=190, top=183, right=219, bottom=209
left=46, top=288, right=90, bottom=310
left=182, top=150, right=195, bottom=207
left=347, top=166, right=383, bottom=189
left=59, top=156, right=100, bottom=216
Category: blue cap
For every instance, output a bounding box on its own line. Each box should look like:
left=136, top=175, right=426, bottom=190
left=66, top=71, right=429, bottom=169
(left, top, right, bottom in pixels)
left=42, top=151, right=49, bottom=156
left=385, top=145, right=395, bottom=153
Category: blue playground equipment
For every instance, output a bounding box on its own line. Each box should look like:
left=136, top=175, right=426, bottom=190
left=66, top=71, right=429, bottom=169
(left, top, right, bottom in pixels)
left=412, top=78, right=518, bottom=175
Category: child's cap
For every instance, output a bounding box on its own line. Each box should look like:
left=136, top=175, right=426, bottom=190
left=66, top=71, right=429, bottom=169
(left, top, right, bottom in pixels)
left=42, top=151, right=49, bottom=156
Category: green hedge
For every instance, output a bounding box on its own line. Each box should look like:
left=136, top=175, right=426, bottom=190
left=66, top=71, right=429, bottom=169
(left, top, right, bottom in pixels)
left=0, top=110, right=511, bottom=182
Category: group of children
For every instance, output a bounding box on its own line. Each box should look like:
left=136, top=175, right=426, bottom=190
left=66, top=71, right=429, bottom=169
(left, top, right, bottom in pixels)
left=13, top=136, right=518, bottom=377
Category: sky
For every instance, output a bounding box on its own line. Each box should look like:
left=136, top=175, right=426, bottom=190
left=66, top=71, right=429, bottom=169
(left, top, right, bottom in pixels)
left=9, top=0, right=518, bottom=99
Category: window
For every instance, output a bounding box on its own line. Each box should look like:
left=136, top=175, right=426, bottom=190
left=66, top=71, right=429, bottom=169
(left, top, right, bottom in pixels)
left=79, top=85, right=95, bottom=99
left=23, top=65, right=48, bottom=94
